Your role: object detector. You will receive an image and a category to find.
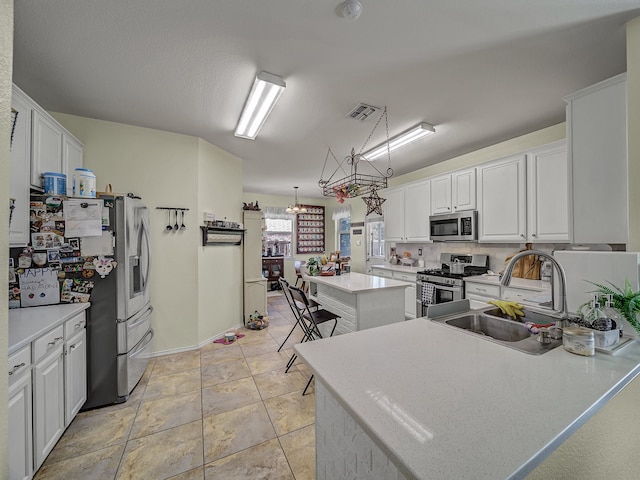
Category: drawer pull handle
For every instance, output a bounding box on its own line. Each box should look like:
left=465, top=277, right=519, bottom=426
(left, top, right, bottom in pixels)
left=9, top=362, right=26, bottom=376
left=477, top=288, right=486, bottom=292
left=48, top=336, right=63, bottom=347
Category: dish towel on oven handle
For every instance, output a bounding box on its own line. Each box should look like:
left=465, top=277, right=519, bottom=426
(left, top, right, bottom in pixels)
left=421, top=282, right=435, bottom=305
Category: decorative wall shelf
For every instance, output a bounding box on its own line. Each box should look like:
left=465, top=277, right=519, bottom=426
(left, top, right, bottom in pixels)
left=200, top=226, right=245, bottom=246
left=296, top=205, right=325, bottom=254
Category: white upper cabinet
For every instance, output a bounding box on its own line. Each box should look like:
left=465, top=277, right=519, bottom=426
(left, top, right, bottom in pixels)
left=62, top=133, right=84, bottom=185
left=477, top=154, right=527, bottom=242
left=10, top=86, right=32, bottom=246
left=430, top=168, right=476, bottom=215
left=383, top=180, right=431, bottom=242
left=564, top=74, right=627, bottom=244
left=526, top=140, right=570, bottom=242
left=32, top=110, right=64, bottom=188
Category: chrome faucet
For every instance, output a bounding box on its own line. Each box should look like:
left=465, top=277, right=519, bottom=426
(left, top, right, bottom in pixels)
left=500, top=250, right=569, bottom=322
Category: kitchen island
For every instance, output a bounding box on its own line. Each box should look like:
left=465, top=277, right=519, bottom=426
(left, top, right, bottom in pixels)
left=305, top=272, right=408, bottom=335
left=295, top=316, right=640, bottom=479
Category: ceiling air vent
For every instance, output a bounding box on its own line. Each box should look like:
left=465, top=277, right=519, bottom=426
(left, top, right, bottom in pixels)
left=346, top=103, right=380, bottom=121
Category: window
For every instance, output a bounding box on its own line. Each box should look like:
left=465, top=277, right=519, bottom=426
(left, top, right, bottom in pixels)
left=333, top=206, right=351, bottom=257
left=263, top=207, right=293, bottom=257
left=366, top=215, right=385, bottom=259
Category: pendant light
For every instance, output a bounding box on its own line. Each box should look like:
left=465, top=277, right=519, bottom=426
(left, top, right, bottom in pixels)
left=286, top=187, right=307, bottom=214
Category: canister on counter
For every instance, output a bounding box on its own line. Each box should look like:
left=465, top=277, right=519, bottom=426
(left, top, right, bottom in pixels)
left=563, top=327, right=595, bottom=356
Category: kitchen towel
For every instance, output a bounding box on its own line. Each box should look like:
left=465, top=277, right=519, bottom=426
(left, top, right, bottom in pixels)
left=421, top=282, right=435, bottom=305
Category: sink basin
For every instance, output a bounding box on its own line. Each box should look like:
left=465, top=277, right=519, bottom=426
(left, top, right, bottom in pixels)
left=431, top=309, right=562, bottom=355
left=444, top=314, right=531, bottom=342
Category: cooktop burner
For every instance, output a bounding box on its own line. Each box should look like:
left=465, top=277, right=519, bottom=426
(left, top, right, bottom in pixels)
left=417, top=268, right=488, bottom=279
left=417, top=253, right=489, bottom=279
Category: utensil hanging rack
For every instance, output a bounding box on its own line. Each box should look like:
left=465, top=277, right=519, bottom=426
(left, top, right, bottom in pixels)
left=157, top=207, right=190, bottom=232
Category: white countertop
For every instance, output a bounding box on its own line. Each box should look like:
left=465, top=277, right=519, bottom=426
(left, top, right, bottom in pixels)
left=370, top=264, right=428, bottom=274
left=9, top=303, right=90, bottom=355
left=465, top=273, right=551, bottom=292
left=295, top=317, right=640, bottom=479
left=305, top=271, right=410, bottom=293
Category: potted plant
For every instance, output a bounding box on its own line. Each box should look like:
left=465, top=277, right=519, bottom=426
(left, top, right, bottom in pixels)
left=306, top=257, right=319, bottom=276
left=579, top=280, right=640, bottom=335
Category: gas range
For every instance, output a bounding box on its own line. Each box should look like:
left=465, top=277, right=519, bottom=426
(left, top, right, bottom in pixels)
left=417, top=253, right=489, bottom=286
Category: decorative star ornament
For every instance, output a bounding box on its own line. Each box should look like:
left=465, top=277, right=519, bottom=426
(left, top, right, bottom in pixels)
left=362, top=187, right=386, bottom=216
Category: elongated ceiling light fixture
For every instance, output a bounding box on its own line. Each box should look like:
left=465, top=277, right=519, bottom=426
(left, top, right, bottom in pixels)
left=235, top=71, right=286, bottom=140
left=286, top=186, right=307, bottom=214
left=363, top=122, right=435, bottom=161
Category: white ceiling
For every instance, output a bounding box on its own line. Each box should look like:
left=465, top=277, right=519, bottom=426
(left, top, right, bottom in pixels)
left=12, top=1, right=640, bottom=198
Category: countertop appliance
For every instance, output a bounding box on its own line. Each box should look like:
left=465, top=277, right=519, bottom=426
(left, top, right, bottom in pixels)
left=82, top=195, right=154, bottom=409
left=429, top=211, right=478, bottom=242
left=416, top=253, right=489, bottom=316
left=552, top=250, right=640, bottom=337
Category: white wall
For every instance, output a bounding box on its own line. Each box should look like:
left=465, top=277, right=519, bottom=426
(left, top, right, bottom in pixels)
left=628, top=17, right=640, bottom=251
left=52, top=114, right=244, bottom=354
left=0, top=0, right=12, bottom=476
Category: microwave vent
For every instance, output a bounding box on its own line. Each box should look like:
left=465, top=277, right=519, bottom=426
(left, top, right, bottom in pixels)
left=346, top=103, right=380, bottom=121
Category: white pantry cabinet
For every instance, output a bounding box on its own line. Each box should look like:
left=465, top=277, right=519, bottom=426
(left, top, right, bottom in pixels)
left=8, top=346, right=33, bottom=480
left=10, top=87, right=32, bottom=246
left=33, top=325, right=65, bottom=470
left=430, top=168, right=476, bottom=215
left=477, top=154, right=527, bottom=242
left=526, top=140, right=570, bottom=242
left=383, top=180, right=431, bottom=242
left=565, top=73, right=627, bottom=244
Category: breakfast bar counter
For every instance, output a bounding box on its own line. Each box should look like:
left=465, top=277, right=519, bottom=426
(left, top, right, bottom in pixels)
left=295, top=317, right=640, bottom=479
left=305, top=272, right=408, bottom=335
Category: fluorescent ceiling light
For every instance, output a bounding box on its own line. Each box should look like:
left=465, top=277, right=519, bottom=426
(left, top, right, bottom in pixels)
left=363, top=122, right=435, bottom=161
left=235, top=71, right=286, bottom=140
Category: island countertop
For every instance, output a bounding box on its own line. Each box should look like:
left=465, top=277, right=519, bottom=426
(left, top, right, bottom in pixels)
left=305, top=271, right=410, bottom=294
left=295, top=317, right=640, bottom=479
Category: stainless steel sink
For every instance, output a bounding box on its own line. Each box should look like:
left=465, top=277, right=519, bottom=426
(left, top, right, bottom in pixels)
left=431, top=309, right=563, bottom=355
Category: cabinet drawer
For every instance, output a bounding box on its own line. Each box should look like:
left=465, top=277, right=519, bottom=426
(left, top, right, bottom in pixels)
left=501, top=287, right=545, bottom=303
left=393, top=272, right=416, bottom=282
left=8, top=345, right=31, bottom=384
left=33, top=325, right=64, bottom=362
left=371, top=269, right=393, bottom=278
left=465, top=282, right=500, bottom=297
left=64, top=313, right=86, bottom=340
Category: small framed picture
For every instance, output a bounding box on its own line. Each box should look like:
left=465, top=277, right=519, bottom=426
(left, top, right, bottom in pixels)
left=69, top=238, right=80, bottom=250
left=47, top=249, right=61, bottom=263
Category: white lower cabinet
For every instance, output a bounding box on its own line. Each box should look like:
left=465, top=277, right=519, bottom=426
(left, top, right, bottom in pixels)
left=64, top=325, right=87, bottom=424
left=33, top=340, right=65, bottom=470
left=371, top=268, right=417, bottom=319
left=8, top=346, right=33, bottom=480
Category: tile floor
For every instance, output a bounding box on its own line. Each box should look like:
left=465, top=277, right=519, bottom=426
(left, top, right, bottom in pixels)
left=34, top=293, right=316, bottom=480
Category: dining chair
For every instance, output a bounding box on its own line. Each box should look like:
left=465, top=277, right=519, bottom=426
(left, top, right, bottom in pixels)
left=286, top=284, right=340, bottom=395
left=277, top=277, right=316, bottom=352
left=294, top=260, right=306, bottom=291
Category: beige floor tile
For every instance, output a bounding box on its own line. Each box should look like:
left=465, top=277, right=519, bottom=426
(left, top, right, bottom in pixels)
left=116, top=421, right=203, bottom=480
left=279, top=424, right=316, bottom=480
left=201, top=357, right=252, bottom=388
left=244, top=350, right=292, bottom=376
left=34, top=444, right=125, bottom=480
left=200, top=344, right=245, bottom=366
left=143, top=368, right=202, bottom=401
left=202, top=376, right=262, bottom=416
left=152, top=350, right=201, bottom=377
left=130, top=390, right=202, bottom=439
left=167, top=467, right=205, bottom=480
left=44, top=406, right=137, bottom=464
left=263, top=390, right=315, bottom=436
left=253, top=367, right=308, bottom=400
left=203, top=402, right=276, bottom=464
left=239, top=338, right=280, bottom=356
left=204, top=438, right=294, bottom=480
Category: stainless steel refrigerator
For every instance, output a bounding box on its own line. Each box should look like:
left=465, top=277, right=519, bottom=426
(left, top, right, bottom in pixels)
left=83, top=195, right=154, bottom=410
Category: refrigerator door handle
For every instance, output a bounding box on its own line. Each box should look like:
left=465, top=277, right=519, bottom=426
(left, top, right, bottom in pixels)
left=140, top=215, right=151, bottom=293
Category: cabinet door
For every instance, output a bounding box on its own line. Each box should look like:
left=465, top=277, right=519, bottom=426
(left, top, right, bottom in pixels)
left=383, top=188, right=405, bottom=241
left=65, top=329, right=87, bottom=425
left=527, top=141, right=570, bottom=242
left=430, top=174, right=452, bottom=215
left=452, top=168, right=476, bottom=211
left=404, top=180, right=431, bottom=242
left=404, top=284, right=417, bottom=318
left=9, top=90, right=32, bottom=246
left=62, top=133, right=83, bottom=187
left=8, top=372, right=33, bottom=480
left=477, top=154, right=527, bottom=242
left=31, top=110, right=63, bottom=188
left=33, top=346, right=65, bottom=470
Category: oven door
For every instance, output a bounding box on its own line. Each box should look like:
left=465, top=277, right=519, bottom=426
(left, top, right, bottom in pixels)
left=417, top=279, right=463, bottom=317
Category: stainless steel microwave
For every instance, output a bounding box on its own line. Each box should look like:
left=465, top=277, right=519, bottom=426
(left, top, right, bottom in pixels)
left=429, top=211, right=478, bottom=241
